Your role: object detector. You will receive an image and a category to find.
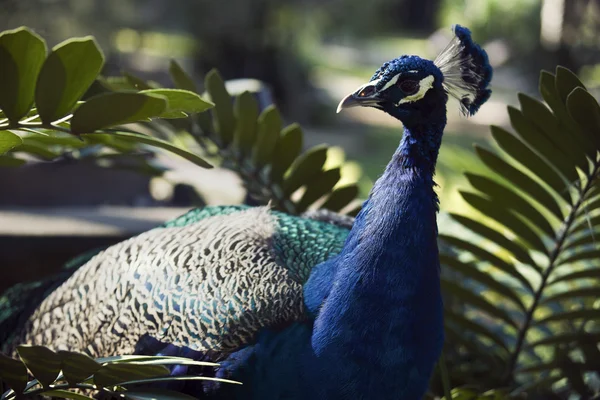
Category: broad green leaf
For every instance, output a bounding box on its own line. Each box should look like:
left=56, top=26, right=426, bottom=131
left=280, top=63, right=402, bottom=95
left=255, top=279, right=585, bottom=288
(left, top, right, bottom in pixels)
left=97, top=76, right=138, bottom=92
left=43, top=390, right=96, bottom=400
left=57, top=351, right=101, bottom=385
left=233, top=91, right=259, bottom=156
left=566, top=87, right=600, bottom=148
left=270, top=123, right=303, bottom=182
left=283, top=145, right=328, bottom=196
left=529, top=332, right=600, bottom=348
left=508, top=106, right=577, bottom=182
left=0, top=353, right=27, bottom=394
left=0, top=27, right=46, bottom=121
left=557, top=248, right=600, bottom=267
left=449, top=213, right=536, bottom=266
left=475, top=146, right=563, bottom=219
left=205, top=69, right=235, bottom=146
left=541, top=287, right=600, bottom=304
left=322, top=184, right=360, bottom=212
left=16, top=142, right=60, bottom=160
left=444, top=309, right=509, bottom=352
left=252, top=105, right=281, bottom=167
left=539, top=70, right=595, bottom=160
left=548, top=268, right=600, bottom=286
left=536, top=308, right=600, bottom=325
left=440, top=254, right=525, bottom=311
left=95, top=355, right=217, bottom=366
left=94, top=363, right=170, bottom=388
left=490, top=126, right=570, bottom=204
left=441, top=279, right=518, bottom=329
left=169, top=60, right=197, bottom=92
left=124, top=389, right=198, bottom=400
left=23, top=133, right=85, bottom=148
left=70, top=92, right=167, bottom=134
left=140, top=89, right=214, bottom=119
left=0, top=131, right=22, bottom=155
left=555, top=66, right=586, bottom=105
left=465, top=173, right=555, bottom=237
left=439, top=235, right=534, bottom=291
left=16, top=345, right=61, bottom=387
left=116, top=375, right=241, bottom=386
left=460, top=191, right=547, bottom=253
left=0, top=155, right=26, bottom=166
left=296, top=168, right=341, bottom=213
left=519, top=93, right=587, bottom=171
left=36, top=36, right=104, bottom=123
left=85, top=132, right=212, bottom=168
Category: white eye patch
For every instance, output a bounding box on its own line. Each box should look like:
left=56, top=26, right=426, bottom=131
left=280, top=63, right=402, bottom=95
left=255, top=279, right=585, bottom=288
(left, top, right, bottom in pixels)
left=396, top=75, right=435, bottom=105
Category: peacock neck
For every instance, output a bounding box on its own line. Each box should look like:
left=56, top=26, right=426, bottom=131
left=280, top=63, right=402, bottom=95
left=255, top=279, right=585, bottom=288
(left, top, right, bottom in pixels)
left=302, top=121, right=446, bottom=398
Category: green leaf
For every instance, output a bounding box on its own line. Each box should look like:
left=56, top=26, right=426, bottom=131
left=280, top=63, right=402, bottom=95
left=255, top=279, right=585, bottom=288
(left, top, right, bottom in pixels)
left=475, top=146, right=563, bottom=219
left=465, top=173, right=555, bottom=238
left=0, top=131, right=22, bottom=155
left=536, top=308, right=600, bottom=325
left=564, top=232, right=600, bottom=250
left=491, top=125, right=569, bottom=203
left=445, top=309, right=509, bottom=352
left=270, top=123, right=303, bottom=182
left=85, top=132, right=212, bottom=168
left=36, top=36, right=104, bottom=123
left=439, top=234, right=534, bottom=291
left=0, top=353, right=27, bottom=394
left=123, top=389, right=198, bottom=400
left=140, top=89, right=214, bottom=119
left=548, top=268, right=600, bottom=286
left=539, top=70, right=595, bottom=160
left=296, top=168, right=341, bottom=213
left=116, top=375, right=241, bottom=386
left=460, top=191, right=547, bottom=253
left=566, top=87, right=600, bottom=148
left=571, top=214, right=600, bottom=236
left=0, top=27, right=46, bottom=121
left=16, top=345, right=61, bottom=387
left=95, top=355, right=217, bottom=366
left=555, top=66, right=586, bottom=104
left=557, top=248, right=600, bottom=267
left=233, top=91, right=259, bottom=156
left=518, top=93, right=587, bottom=172
left=169, top=60, right=197, bottom=92
left=508, top=106, right=577, bottom=182
left=449, top=213, right=535, bottom=266
left=124, top=72, right=153, bottom=90
left=43, top=390, right=96, bottom=400
left=57, top=351, right=101, bottom=385
left=322, top=184, right=360, bottom=212
left=441, top=279, right=518, bottom=329
left=205, top=69, right=235, bottom=146
left=252, top=105, right=281, bottom=168
left=71, top=92, right=167, bottom=134
left=94, top=363, right=170, bottom=388
left=541, top=287, right=600, bottom=304
left=16, top=142, right=60, bottom=160
left=440, top=254, right=525, bottom=311
left=283, top=145, right=328, bottom=196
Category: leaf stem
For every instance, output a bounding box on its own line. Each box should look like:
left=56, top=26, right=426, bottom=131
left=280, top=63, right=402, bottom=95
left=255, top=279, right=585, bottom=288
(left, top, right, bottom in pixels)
left=505, top=161, right=600, bottom=380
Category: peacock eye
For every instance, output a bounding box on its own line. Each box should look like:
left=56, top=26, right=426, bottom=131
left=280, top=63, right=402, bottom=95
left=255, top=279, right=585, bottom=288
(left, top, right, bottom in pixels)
left=398, top=80, right=419, bottom=95
left=358, top=85, right=376, bottom=97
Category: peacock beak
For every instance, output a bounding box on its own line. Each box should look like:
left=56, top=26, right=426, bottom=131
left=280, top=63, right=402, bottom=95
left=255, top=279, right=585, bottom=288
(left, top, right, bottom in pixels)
left=336, top=82, right=383, bottom=113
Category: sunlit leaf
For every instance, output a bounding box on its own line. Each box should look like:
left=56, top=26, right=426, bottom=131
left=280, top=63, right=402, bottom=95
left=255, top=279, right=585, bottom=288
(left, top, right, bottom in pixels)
left=296, top=168, right=341, bottom=213
left=548, top=268, right=600, bottom=286
left=124, top=72, right=153, bottom=90
left=57, top=351, right=101, bottom=385
left=252, top=105, right=281, bottom=168
left=169, top=60, right=197, bottom=92
left=270, top=123, right=303, bottom=182
left=0, top=27, right=46, bottom=121
left=557, top=248, right=600, bottom=267
left=70, top=92, right=167, bottom=133
left=541, top=287, right=600, bottom=304
left=36, top=36, right=104, bottom=123
left=16, top=345, right=61, bottom=388
left=233, top=91, right=259, bottom=156
left=283, top=145, right=328, bottom=196
left=322, top=184, right=360, bottom=212
left=535, top=308, right=600, bottom=325
left=529, top=332, right=600, bottom=348
left=140, top=89, right=213, bottom=119
left=0, top=131, right=22, bottom=155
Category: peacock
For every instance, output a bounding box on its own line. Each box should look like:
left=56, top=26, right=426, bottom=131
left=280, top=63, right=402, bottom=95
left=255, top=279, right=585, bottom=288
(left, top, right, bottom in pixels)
left=0, top=25, right=492, bottom=399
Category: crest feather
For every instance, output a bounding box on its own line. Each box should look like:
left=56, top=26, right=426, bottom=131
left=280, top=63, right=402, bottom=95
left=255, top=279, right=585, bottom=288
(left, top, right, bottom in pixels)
left=434, top=25, right=492, bottom=116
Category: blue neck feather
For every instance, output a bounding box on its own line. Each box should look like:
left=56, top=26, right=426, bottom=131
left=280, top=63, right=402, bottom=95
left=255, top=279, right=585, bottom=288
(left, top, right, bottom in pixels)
left=299, top=117, right=446, bottom=398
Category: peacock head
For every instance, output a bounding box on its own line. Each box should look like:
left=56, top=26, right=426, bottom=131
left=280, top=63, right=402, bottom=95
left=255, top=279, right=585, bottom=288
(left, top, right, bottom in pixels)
left=337, top=25, right=492, bottom=126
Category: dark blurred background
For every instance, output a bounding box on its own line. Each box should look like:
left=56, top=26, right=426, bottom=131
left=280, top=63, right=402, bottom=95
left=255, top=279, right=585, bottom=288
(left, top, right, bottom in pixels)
left=0, top=0, right=598, bottom=292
